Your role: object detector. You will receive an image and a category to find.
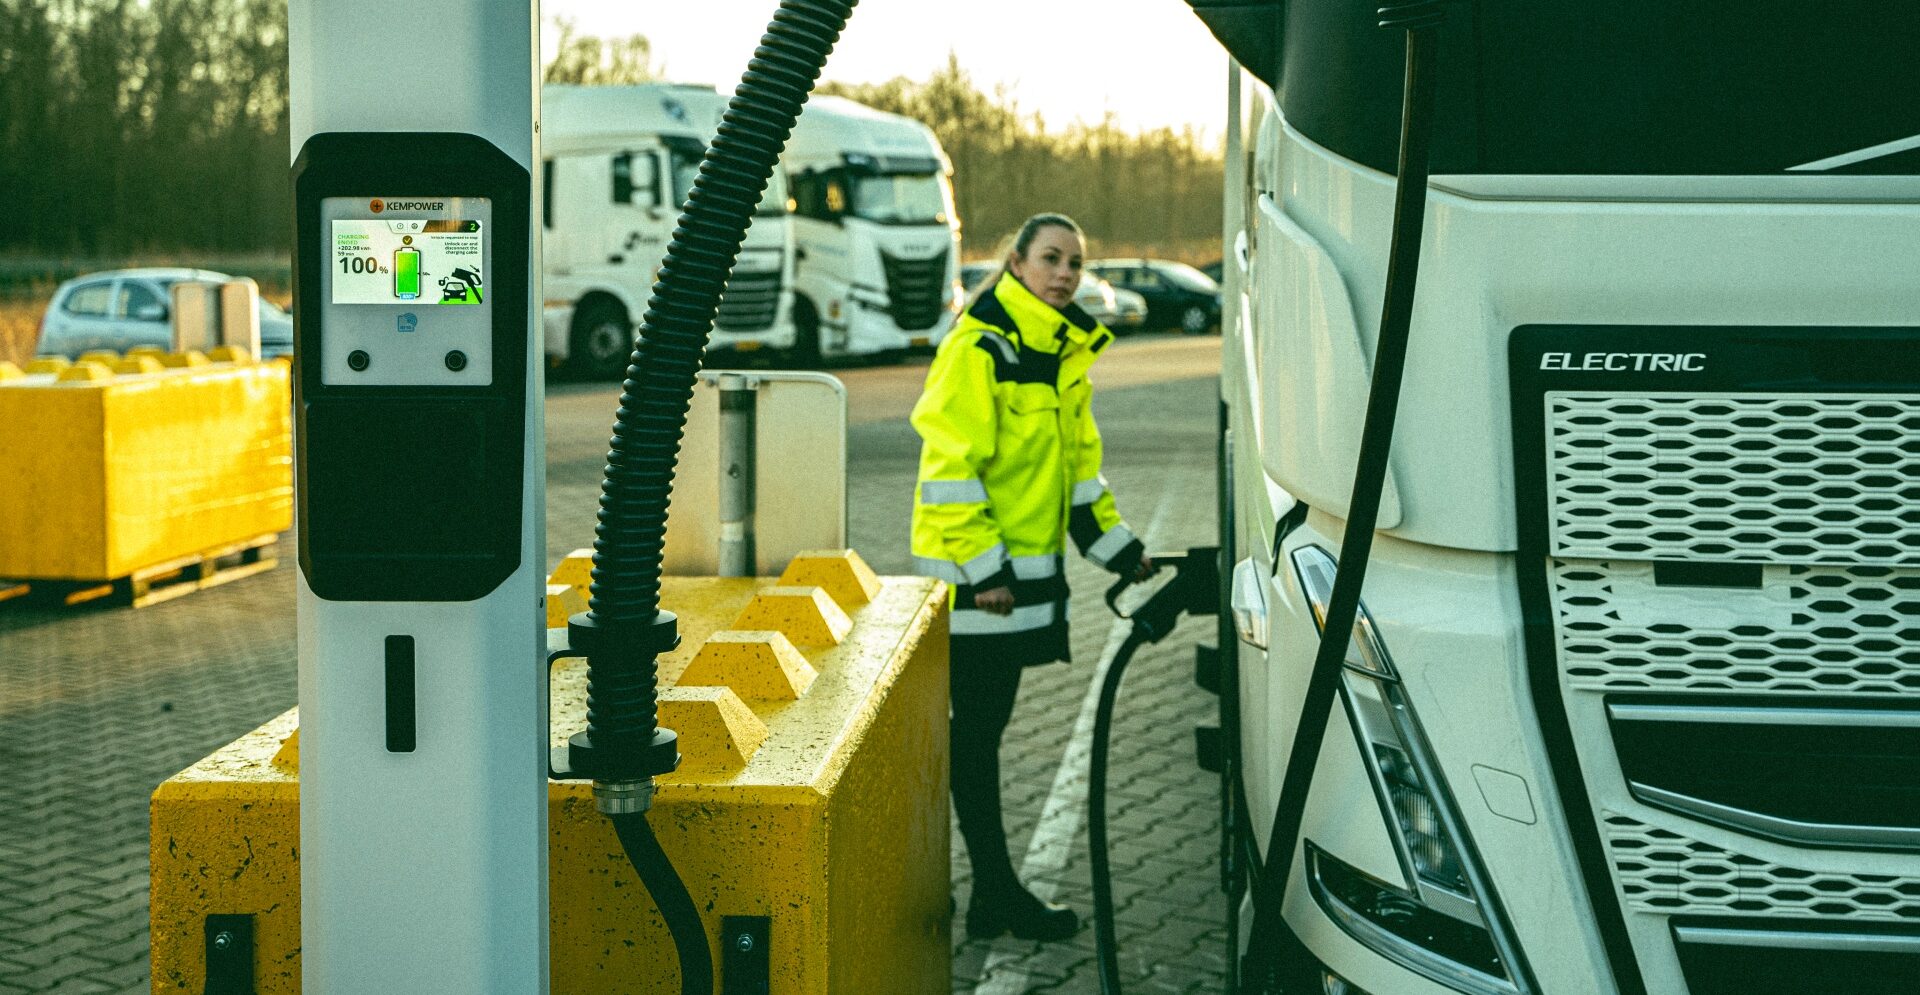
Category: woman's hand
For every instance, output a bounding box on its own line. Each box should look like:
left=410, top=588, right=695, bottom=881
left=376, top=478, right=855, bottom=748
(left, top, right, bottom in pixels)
left=1133, top=554, right=1156, bottom=583
left=973, top=586, right=1015, bottom=615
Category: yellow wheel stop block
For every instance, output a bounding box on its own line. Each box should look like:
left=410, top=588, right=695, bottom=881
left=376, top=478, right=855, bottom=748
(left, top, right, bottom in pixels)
left=209, top=345, right=255, bottom=364
left=79, top=349, right=120, bottom=365
left=657, top=686, right=769, bottom=774
left=0, top=361, right=20, bottom=382
left=732, top=585, right=853, bottom=646
left=777, top=548, right=883, bottom=610
left=161, top=350, right=211, bottom=368
left=678, top=630, right=818, bottom=700
left=545, top=583, right=588, bottom=629
left=25, top=356, right=69, bottom=375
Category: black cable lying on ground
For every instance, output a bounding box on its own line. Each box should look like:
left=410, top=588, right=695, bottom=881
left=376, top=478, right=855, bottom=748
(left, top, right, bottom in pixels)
left=563, top=2, right=858, bottom=992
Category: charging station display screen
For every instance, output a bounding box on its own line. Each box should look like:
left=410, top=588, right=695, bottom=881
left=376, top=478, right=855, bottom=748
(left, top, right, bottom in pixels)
left=331, top=215, right=485, bottom=305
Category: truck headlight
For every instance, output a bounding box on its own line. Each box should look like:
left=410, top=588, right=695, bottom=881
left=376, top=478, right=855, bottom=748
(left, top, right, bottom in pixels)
left=1290, top=544, right=1534, bottom=995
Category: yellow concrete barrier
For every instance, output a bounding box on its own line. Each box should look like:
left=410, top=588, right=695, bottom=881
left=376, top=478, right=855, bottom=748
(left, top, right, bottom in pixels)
left=0, top=360, right=292, bottom=582
left=151, top=558, right=951, bottom=993
left=733, top=586, right=854, bottom=646
left=0, top=361, right=20, bottom=382
left=777, top=548, right=883, bottom=610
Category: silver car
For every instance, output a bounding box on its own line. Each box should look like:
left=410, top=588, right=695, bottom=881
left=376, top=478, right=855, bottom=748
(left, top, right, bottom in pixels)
left=36, top=268, right=294, bottom=360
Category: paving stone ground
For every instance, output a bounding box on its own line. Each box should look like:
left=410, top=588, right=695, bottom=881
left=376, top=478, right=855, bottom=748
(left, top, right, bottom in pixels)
left=0, top=340, right=1227, bottom=993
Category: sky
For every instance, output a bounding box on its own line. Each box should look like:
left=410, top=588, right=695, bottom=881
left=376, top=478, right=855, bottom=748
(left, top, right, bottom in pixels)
left=540, top=0, right=1231, bottom=136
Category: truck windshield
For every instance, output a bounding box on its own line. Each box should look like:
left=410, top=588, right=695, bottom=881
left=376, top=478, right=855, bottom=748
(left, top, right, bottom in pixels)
left=673, top=143, right=788, bottom=217
left=848, top=172, right=950, bottom=225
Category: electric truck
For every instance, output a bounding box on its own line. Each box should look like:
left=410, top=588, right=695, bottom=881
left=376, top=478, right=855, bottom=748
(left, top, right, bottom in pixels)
left=1196, top=3, right=1920, bottom=994
left=542, top=83, right=797, bottom=377
left=781, top=95, right=964, bottom=361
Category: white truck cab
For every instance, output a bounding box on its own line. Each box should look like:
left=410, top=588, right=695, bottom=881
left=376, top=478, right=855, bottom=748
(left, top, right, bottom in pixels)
left=1195, top=3, right=1920, bottom=993
left=542, top=84, right=796, bottom=376
left=781, top=95, right=963, bottom=360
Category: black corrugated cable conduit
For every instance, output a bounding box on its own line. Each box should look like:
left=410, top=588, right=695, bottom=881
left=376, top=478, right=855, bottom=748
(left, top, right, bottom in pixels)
left=559, top=2, right=857, bottom=993
left=1239, top=1, right=1449, bottom=989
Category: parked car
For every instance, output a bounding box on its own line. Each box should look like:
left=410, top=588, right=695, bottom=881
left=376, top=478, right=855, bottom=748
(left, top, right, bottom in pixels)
left=36, top=268, right=294, bottom=360
left=1200, top=259, right=1224, bottom=284
left=1086, top=258, right=1222, bottom=334
left=1110, top=286, right=1148, bottom=331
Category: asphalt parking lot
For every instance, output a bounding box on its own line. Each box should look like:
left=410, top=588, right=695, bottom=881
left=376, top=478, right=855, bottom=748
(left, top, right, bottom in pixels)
left=0, top=333, right=1228, bottom=993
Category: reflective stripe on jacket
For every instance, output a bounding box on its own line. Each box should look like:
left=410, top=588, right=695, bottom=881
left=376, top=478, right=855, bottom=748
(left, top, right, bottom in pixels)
left=911, top=272, right=1144, bottom=650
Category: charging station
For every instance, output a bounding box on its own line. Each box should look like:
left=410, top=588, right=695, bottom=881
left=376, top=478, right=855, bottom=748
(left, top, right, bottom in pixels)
left=287, top=3, right=546, bottom=991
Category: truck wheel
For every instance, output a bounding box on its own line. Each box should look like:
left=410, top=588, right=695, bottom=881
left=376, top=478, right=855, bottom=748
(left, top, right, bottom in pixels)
left=1180, top=304, right=1211, bottom=335
left=569, top=301, right=631, bottom=380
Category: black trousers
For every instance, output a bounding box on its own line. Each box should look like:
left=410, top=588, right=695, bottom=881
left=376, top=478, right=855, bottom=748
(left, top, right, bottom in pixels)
left=950, top=651, right=1026, bottom=898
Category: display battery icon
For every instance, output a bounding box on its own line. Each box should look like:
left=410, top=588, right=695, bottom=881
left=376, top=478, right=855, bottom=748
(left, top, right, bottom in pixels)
left=394, top=246, right=421, bottom=300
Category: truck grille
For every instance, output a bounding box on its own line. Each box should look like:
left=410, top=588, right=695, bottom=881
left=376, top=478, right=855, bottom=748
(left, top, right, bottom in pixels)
left=1605, top=814, right=1920, bottom=922
left=1546, top=394, right=1920, bottom=564
left=715, top=268, right=781, bottom=332
left=880, top=248, right=948, bottom=332
left=1550, top=560, right=1920, bottom=694
left=1514, top=327, right=1920, bottom=995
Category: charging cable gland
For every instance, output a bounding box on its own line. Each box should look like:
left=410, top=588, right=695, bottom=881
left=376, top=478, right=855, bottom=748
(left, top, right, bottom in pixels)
left=551, top=610, right=683, bottom=803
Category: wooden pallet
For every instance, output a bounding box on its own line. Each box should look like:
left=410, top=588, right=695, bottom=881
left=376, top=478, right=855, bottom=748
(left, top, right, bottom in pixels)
left=0, top=533, right=280, bottom=609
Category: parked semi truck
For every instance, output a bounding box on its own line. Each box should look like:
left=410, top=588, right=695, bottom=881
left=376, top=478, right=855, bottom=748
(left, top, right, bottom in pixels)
left=542, top=83, right=796, bottom=377
left=781, top=95, right=964, bottom=361
left=1193, top=3, right=1920, bottom=993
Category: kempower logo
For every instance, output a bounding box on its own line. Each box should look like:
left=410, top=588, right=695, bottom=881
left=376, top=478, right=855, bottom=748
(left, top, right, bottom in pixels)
left=370, top=199, right=445, bottom=213
left=1539, top=351, right=1706, bottom=372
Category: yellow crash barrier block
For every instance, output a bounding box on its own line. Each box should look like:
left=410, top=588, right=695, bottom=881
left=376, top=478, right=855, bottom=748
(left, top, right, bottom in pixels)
left=679, top=630, right=818, bottom=700
left=0, top=361, right=291, bottom=581
left=777, top=548, right=883, bottom=610
left=57, top=361, right=114, bottom=383
left=127, top=345, right=167, bottom=358
left=151, top=573, right=951, bottom=993
left=113, top=355, right=166, bottom=376
left=78, top=349, right=120, bottom=365
left=546, top=582, right=588, bottom=628
left=733, top=585, right=853, bottom=647
left=549, top=546, right=595, bottom=590
left=657, top=685, right=770, bottom=773
left=208, top=345, right=254, bottom=364
left=0, top=361, right=20, bottom=382
left=161, top=350, right=211, bottom=368
left=25, top=356, right=69, bottom=375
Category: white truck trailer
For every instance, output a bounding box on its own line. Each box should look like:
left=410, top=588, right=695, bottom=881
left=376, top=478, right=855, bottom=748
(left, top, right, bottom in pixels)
left=781, top=95, right=964, bottom=361
left=542, top=83, right=796, bottom=377
left=1191, top=2, right=1920, bottom=993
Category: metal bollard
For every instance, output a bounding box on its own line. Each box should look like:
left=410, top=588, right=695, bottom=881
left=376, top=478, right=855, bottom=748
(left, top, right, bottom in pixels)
left=716, top=374, right=758, bottom=577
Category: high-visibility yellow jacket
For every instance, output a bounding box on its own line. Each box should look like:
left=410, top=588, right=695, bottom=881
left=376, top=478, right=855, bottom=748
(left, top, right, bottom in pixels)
left=911, top=272, right=1143, bottom=660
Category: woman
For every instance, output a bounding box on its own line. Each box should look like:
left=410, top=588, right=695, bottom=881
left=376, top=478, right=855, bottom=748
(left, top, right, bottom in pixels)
left=911, top=213, right=1152, bottom=941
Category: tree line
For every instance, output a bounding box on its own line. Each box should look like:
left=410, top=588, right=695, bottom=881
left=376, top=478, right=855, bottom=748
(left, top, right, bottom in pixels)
left=0, top=0, right=289, bottom=256
left=0, top=4, right=1220, bottom=261
left=820, top=56, right=1224, bottom=260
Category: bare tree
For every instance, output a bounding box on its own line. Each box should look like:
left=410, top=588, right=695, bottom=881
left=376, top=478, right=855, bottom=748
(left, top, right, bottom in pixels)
left=543, top=16, right=661, bottom=86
